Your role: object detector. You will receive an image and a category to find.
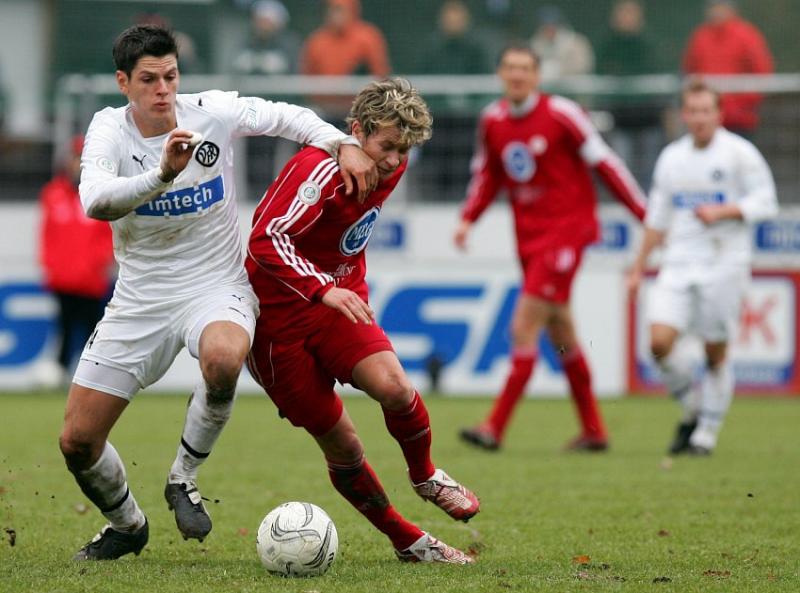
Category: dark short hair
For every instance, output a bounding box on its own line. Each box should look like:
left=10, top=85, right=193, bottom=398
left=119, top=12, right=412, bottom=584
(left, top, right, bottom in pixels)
left=112, top=25, right=178, bottom=77
left=496, top=42, right=540, bottom=68
left=681, top=78, right=721, bottom=109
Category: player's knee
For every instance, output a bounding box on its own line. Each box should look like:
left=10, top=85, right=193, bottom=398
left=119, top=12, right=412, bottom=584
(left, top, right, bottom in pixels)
left=373, top=372, right=414, bottom=410
left=706, top=351, right=727, bottom=370
left=650, top=339, right=673, bottom=362
left=323, top=429, right=364, bottom=464
left=202, top=347, right=245, bottom=396
left=59, top=430, right=99, bottom=470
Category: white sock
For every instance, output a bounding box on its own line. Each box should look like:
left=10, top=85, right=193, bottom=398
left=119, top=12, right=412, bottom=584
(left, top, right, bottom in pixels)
left=696, top=360, right=735, bottom=438
left=655, top=349, right=697, bottom=420
left=75, top=442, right=145, bottom=532
left=169, top=383, right=235, bottom=483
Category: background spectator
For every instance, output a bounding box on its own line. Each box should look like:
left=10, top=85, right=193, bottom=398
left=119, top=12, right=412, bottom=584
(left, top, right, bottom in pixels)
left=38, top=135, right=114, bottom=384
left=233, top=1, right=300, bottom=75
left=682, top=0, right=773, bottom=136
left=530, top=5, right=594, bottom=82
left=597, top=0, right=665, bottom=187
left=415, top=1, right=491, bottom=75
left=597, top=0, right=660, bottom=76
left=301, top=0, right=390, bottom=77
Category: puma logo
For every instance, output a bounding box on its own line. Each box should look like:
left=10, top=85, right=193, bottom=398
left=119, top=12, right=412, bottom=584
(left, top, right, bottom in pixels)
left=132, top=154, right=148, bottom=170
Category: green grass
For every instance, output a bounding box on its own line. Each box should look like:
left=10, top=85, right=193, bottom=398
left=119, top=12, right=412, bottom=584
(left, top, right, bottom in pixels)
left=0, top=392, right=798, bottom=592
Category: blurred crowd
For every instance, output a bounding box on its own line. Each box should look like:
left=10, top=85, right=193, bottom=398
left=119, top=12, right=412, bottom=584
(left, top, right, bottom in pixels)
left=0, top=0, right=780, bottom=205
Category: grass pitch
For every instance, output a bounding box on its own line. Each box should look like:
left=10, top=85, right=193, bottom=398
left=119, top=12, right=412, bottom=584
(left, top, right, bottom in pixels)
left=0, top=391, right=798, bottom=593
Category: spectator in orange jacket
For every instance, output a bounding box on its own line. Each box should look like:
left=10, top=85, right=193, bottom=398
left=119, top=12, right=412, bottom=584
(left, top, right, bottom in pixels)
left=39, top=135, right=114, bottom=377
left=301, top=0, right=390, bottom=77
left=682, top=0, right=773, bottom=135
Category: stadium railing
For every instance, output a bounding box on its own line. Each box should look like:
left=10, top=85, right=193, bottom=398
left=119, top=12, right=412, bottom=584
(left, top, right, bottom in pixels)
left=53, top=73, right=800, bottom=204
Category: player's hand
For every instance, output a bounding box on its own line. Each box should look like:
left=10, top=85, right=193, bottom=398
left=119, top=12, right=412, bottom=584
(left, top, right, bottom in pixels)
left=626, top=267, right=643, bottom=300
left=338, top=144, right=378, bottom=203
left=453, top=220, right=472, bottom=251
left=159, top=129, right=197, bottom=182
left=694, top=205, right=722, bottom=225
left=321, top=287, right=375, bottom=324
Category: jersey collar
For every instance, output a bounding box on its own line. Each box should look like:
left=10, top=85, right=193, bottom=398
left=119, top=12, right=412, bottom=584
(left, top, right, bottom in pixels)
left=508, top=93, right=539, bottom=118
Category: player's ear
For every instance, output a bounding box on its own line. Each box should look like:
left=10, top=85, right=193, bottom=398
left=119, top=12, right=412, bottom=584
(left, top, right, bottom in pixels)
left=116, top=70, right=129, bottom=96
left=351, top=120, right=365, bottom=144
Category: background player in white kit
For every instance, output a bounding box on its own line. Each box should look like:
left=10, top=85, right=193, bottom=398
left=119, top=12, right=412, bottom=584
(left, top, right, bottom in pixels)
left=628, top=79, right=778, bottom=455
left=58, top=25, right=378, bottom=560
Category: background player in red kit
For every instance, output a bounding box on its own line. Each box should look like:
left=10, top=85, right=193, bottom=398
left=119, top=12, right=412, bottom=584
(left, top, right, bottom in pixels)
left=455, top=44, right=646, bottom=452
left=247, top=78, right=479, bottom=564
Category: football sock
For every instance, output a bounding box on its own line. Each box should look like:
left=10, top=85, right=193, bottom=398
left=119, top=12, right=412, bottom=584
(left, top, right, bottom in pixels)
left=655, top=348, right=698, bottom=421
left=169, top=382, right=235, bottom=483
left=486, top=347, right=537, bottom=439
left=382, top=391, right=435, bottom=484
left=71, top=441, right=146, bottom=532
left=697, top=359, right=734, bottom=437
left=327, top=457, right=423, bottom=551
left=561, top=348, right=607, bottom=440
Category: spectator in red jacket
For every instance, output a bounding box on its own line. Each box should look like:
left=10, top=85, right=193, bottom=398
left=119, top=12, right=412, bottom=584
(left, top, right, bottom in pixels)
left=39, top=135, right=114, bottom=377
left=682, top=0, right=773, bottom=135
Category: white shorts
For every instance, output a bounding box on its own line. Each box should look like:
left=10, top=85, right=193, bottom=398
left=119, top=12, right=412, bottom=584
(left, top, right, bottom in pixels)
left=648, top=264, right=749, bottom=343
left=74, top=282, right=258, bottom=399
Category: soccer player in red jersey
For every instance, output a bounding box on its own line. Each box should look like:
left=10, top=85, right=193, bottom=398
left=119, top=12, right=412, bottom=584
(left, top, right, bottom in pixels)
left=455, top=44, right=646, bottom=452
left=246, top=78, right=478, bottom=564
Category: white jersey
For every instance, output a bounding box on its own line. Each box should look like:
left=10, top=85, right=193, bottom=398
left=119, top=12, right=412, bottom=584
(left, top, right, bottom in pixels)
left=645, top=128, right=778, bottom=266
left=80, top=90, right=349, bottom=306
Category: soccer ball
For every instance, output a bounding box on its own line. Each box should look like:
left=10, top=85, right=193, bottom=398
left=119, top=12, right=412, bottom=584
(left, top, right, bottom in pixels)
left=256, top=501, right=338, bottom=577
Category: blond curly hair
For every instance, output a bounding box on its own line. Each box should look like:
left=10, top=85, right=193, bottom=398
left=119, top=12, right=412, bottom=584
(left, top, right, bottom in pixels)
left=346, top=78, right=433, bottom=147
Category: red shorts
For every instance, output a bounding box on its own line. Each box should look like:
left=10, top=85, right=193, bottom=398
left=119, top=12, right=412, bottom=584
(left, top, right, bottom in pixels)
left=520, top=239, right=588, bottom=304
left=248, top=307, right=393, bottom=436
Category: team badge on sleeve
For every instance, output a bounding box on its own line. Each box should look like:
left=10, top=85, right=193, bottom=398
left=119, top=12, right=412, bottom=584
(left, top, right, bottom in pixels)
left=96, top=156, right=117, bottom=174
left=298, top=181, right=322, bottom=205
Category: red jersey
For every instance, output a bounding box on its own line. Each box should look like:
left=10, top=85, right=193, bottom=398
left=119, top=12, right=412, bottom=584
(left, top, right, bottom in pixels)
left=246, top=146, right=405, bottom=341
left=683, top=17, right=773, bottom=131
left=39, top=174, right=114, bottom=298
left=461, top=94, right=645, bottom=258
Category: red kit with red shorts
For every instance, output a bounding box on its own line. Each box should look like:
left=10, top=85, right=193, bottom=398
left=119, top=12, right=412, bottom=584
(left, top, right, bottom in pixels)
left=246, top=147, right=406, bottom=436
left=460, top=93, right=646, bottom=301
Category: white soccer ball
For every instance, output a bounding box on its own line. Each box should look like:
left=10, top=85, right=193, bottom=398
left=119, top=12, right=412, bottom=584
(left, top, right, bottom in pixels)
left=256, top=501, right=338, bottom=577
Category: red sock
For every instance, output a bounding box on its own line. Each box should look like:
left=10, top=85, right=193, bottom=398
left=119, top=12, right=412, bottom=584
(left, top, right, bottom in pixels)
left=383, top=391, right=435, bottom=484
left=562, top=348, right=607, bottom=440
left=327, top=457, right=423, bottom=550
left=486, top=348, right=537, bottom=440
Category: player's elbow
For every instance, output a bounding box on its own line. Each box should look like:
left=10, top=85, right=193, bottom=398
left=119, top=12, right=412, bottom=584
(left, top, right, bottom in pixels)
left=85, top=201, right=121, bottom=221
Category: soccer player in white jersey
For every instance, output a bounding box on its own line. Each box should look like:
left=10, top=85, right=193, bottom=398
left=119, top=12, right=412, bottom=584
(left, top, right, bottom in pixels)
left=58, top=25, right=378, bottom=560
left=628, top=79, right=778, bottom=455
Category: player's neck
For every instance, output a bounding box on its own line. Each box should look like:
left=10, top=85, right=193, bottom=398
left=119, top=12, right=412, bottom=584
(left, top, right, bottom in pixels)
left=508, top=93, right=538, bottom=117
left=692, top=129, right=718, bottom=149
left=131, top=109, right=177, bottom=138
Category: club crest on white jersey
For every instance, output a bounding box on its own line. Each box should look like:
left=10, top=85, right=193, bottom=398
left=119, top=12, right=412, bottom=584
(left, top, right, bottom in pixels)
left=340, top=207, right=380, bottom=256
left=502, top=141, right=536, bottom=182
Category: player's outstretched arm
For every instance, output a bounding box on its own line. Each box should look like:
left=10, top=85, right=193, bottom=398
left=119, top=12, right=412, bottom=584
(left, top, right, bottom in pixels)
left=229, top=93, right=377, bottom=200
